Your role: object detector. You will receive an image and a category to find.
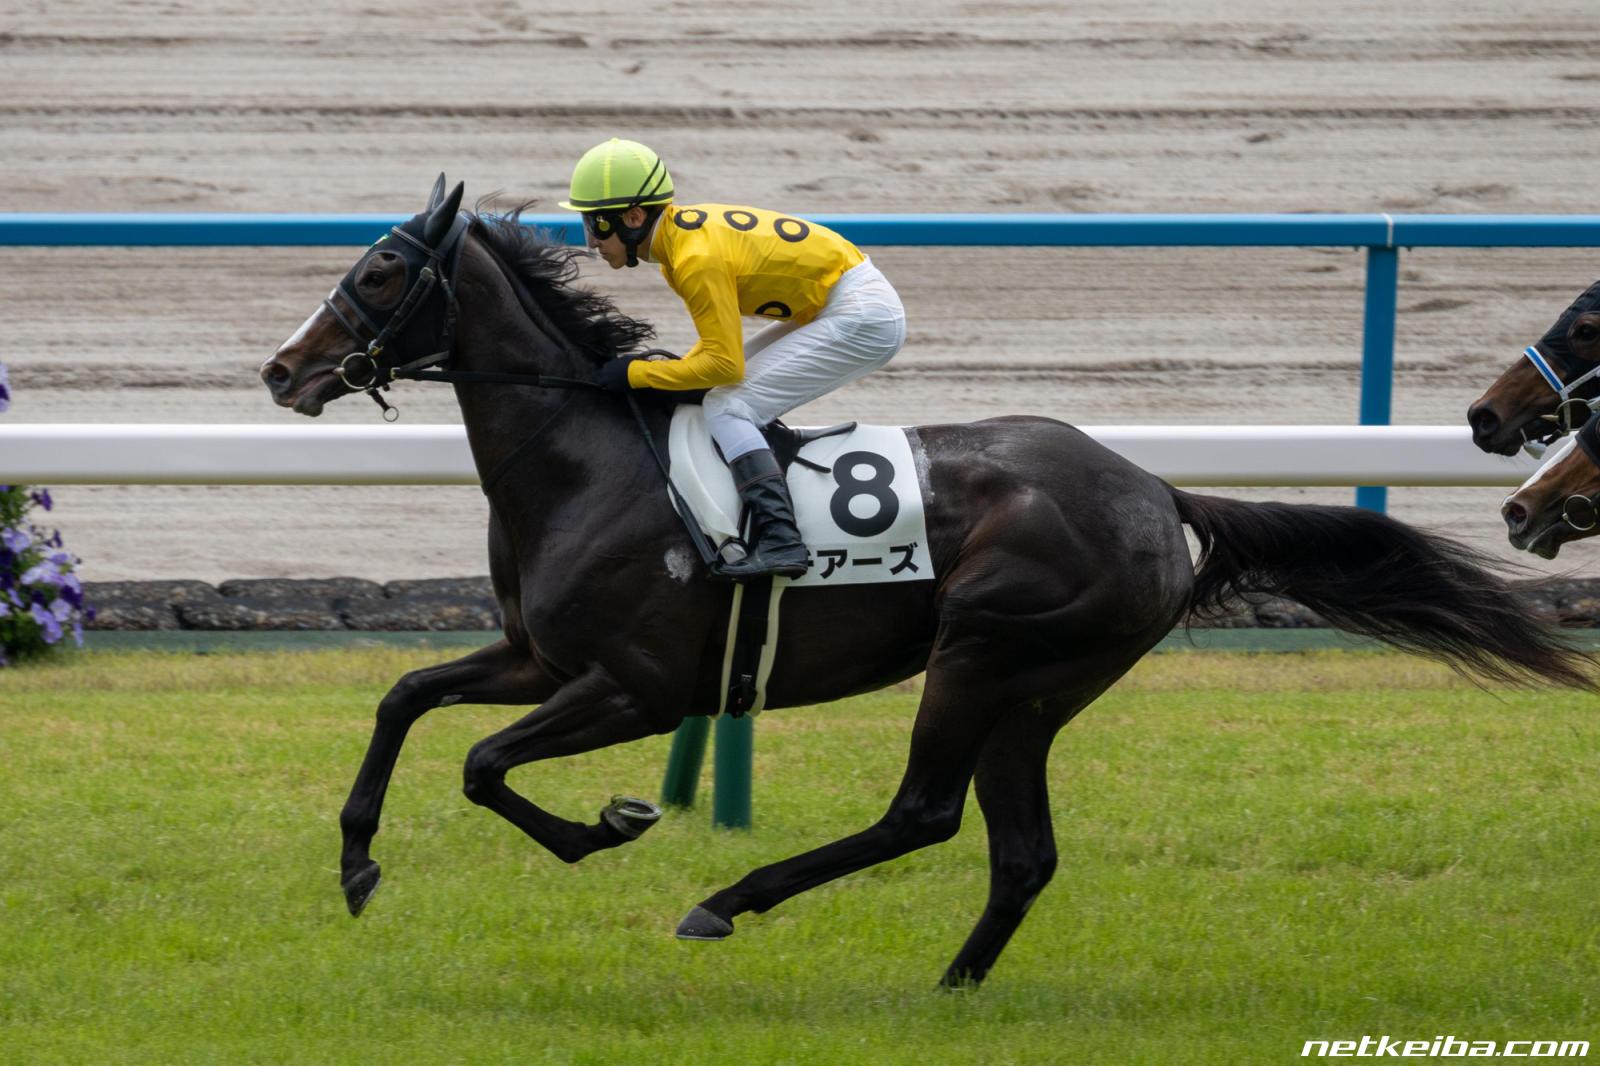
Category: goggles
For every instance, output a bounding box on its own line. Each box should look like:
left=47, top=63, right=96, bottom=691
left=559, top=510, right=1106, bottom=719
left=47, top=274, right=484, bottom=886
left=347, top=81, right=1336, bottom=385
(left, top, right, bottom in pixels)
left=582, top=211, right=622, bottom=241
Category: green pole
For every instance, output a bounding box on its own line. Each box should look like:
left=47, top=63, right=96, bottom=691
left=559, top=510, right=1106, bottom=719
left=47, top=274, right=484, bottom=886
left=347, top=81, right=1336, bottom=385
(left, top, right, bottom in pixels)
left=712, top=713, right=754, bottom=829
left=660, top=717, right=711, bottom=808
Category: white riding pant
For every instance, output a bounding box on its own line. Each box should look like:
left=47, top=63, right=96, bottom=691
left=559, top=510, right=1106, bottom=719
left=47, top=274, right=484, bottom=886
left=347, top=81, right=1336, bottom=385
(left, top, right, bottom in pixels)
left=704, top=258, right=906, bottom=462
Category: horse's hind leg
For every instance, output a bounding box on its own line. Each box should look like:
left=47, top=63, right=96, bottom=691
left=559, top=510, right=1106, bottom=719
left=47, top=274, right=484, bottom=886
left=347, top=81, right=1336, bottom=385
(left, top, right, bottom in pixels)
left=940, top=709, right=1065, bottom=989
left=676, top=667, right=998, bottom=941
left=340, top=639, right=555, bottom=916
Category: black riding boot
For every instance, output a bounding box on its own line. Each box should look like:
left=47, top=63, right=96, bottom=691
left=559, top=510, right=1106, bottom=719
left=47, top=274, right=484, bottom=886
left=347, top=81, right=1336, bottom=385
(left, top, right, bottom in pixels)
left=712, top=449, right=811, bottom=581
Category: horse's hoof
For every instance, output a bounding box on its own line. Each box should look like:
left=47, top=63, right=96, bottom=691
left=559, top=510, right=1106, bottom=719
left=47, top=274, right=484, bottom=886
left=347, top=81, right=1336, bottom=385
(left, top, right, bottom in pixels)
left=675, top=904, right=734, bottom=941
left=600, top=796, right=663, bottom=841
left=342, top=861, right=382, bottom=917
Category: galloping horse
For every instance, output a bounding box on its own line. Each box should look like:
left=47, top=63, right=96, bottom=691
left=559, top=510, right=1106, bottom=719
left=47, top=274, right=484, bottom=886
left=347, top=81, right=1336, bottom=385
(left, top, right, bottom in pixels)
left=1468, top=281, right=1600, bottom=456
left=260, top=177, right=1592, bottom=987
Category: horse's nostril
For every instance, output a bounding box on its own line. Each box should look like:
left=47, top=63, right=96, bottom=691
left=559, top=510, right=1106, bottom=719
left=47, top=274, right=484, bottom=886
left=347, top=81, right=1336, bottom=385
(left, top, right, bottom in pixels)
left=262, top=362, right=291, bottom=388
left=1469, top=405, right=1501, bottom=439
left=1503, top=500, right=1528, bottom=532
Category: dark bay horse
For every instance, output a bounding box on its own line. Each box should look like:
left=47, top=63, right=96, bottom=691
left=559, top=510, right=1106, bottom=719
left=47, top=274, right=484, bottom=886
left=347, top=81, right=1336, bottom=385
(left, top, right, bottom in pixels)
left=260, top=178, right=1593, bottom=988
left=1468, top=281, right=1600, bottom=455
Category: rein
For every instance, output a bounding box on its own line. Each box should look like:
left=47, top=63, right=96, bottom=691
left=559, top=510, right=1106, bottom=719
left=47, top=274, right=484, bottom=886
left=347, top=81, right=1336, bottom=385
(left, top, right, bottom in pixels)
left=348, top=225, right=721, bottom=568
left=396, top=363, right=721, bottom=569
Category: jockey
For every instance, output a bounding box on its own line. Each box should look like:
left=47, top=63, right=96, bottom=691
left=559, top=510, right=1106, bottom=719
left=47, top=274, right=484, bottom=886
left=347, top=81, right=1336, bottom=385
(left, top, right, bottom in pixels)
left=560, top=137, right=906, bottom=581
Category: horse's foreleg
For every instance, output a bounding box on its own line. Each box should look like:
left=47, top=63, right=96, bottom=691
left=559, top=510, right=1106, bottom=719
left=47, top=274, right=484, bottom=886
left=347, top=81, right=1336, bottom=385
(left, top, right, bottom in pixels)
left=460, top=668, right=681, bottom=864
left=939, top=718, right=1060, bottom=989
left=340, top=639, right=556, bottom=916
left=677, top=669, right=996, bottom=942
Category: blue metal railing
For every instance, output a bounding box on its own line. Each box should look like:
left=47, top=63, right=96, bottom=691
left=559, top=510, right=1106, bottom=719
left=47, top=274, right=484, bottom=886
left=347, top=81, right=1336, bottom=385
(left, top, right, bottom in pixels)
left=9, top=211, right=1600, bottom=511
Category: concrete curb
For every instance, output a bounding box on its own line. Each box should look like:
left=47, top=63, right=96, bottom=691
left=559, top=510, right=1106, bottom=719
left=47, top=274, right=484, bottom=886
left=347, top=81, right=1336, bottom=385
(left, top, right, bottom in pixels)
left=79, top=576, right=1600, bottom=635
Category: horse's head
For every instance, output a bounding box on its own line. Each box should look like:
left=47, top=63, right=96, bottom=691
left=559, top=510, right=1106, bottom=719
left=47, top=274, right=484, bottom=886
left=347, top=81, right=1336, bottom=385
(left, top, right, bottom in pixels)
left=1501, top=410, right=1600, bottom=559
left=1467, top=280, right=1600, bottom=455
left=261, top=174, right=467, bottom=417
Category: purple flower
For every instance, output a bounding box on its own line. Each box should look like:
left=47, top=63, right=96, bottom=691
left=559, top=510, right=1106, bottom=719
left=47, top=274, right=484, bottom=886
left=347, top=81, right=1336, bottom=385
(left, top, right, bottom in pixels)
left=20, top=560, right=61, bottom=588
left=0, top=600, right=9, bottom=619
left=1, top=527, right=29, bottom=554
left=30, top=489, right=52, bottom=512
left=29, top=601, right=61, bottom=644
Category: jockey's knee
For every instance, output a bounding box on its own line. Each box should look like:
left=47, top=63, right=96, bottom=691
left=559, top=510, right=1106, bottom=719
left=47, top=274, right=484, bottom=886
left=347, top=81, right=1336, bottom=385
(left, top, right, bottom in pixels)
left=704, top=406, right=769, bottom=464
left=461, top=740, right=503, bottom=805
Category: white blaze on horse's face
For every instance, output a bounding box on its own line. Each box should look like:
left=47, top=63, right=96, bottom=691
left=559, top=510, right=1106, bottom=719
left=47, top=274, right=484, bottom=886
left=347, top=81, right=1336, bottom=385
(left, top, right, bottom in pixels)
left=272, top=289, right=342, bottom=359
left=1505, top=434, right=1579, bottom=508
left=283, top=295, right=329, bottom=351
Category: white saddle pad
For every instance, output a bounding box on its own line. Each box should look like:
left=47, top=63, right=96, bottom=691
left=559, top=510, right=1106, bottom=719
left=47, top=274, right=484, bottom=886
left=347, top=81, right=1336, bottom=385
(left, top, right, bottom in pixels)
left=667, top=406, right=933, bottom=588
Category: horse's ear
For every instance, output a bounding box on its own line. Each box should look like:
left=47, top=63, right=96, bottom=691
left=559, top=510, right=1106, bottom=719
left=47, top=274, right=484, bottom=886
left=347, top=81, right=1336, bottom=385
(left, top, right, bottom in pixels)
left=425, top=173, right=447, bottom=212
left=423, top=182, right=465, bottom=247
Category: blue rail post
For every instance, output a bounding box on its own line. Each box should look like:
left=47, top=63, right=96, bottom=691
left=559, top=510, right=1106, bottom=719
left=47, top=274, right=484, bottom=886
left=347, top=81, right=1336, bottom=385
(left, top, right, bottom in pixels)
left=1356, top=243, right=1400, bottom=512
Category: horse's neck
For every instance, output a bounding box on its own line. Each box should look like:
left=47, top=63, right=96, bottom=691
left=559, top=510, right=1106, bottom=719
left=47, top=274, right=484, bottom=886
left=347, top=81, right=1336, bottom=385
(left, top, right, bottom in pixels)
left=448, top=238, right=664, bottom=533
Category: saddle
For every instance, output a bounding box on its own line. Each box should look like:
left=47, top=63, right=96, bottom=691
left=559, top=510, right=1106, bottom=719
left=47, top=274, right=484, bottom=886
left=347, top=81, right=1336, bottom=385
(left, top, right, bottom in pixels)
left=662, top=407, right=933, bottom=716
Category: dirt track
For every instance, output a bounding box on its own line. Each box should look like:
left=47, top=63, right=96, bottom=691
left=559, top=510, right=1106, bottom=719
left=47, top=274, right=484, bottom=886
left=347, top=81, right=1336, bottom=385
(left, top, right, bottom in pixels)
left=4, top=2, right=1600, bottom=581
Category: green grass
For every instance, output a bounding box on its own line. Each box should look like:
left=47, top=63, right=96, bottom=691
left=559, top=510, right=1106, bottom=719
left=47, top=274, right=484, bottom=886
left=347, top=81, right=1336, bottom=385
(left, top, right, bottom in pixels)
left=1, top=649, right=1597, bottom=1065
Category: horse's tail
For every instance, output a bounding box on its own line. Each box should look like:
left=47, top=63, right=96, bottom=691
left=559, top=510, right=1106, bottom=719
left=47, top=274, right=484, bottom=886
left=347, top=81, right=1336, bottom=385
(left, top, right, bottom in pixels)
left=1169, top=487, right=1595, bottom=689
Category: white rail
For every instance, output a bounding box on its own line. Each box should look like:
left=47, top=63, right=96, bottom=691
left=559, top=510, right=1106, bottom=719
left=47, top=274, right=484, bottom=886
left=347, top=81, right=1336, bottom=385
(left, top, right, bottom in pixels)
left=0, top=423, right=1542, bottom=487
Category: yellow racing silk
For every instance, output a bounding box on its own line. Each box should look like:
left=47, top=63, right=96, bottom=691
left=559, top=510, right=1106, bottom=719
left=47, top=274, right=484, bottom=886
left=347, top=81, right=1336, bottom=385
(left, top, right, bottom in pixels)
left=626, top=203, right=866, bottom=391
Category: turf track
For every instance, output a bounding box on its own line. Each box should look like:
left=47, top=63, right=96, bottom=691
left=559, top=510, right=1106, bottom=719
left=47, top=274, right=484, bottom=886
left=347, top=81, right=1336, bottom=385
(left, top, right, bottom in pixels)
left=2, top=649, right=1596, bottom=1064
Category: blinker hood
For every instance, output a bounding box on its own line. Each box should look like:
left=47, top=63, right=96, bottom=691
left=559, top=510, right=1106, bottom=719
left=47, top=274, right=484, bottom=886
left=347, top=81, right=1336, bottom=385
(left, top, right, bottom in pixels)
left=326, top=178, right=469, bottom=390
left=1534, top=280, right=1600, bottom=379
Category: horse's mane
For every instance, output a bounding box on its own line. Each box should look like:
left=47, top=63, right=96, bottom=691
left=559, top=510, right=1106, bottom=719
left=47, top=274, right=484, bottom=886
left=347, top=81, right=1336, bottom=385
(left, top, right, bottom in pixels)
left=469, top=202, right=656, bottom=365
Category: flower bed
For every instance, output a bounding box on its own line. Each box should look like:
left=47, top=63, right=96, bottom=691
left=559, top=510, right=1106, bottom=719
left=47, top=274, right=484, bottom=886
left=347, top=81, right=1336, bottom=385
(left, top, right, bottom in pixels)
left=1, top=361, right=93, bottom=665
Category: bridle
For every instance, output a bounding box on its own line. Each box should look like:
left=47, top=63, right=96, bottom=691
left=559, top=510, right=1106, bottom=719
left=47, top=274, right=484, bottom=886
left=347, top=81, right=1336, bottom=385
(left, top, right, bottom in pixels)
left=323, top=214, right=473, bottom=420
left=1560, top=411, right=1600, bottom=532
left=1519, top=342, right=1600, bottom=457
left=323, top=215, right=606, bottom=421
left=318, top=215, right=723, bottom=569
left=1516, top=283, right=1600, bottom=457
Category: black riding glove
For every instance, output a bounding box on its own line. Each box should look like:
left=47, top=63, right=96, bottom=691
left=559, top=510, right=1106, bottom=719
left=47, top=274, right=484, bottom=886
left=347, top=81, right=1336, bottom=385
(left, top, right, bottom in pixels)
left=593, top=356, right=642, bottom=393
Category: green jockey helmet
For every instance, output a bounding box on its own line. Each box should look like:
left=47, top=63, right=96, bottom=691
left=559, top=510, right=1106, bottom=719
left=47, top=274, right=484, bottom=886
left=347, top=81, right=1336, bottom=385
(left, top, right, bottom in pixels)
left=559, top=138, right=674, bottom=212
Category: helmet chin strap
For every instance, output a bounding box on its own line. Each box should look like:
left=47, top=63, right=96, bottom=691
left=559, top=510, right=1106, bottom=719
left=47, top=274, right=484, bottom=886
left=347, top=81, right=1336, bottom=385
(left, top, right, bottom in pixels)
left=617, top=208, right=660, bottom=268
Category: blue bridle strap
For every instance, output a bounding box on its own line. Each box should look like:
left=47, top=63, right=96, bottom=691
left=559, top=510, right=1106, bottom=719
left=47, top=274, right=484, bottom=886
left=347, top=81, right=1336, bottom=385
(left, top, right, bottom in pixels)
left=1524, top=344, right=1566, bottom=393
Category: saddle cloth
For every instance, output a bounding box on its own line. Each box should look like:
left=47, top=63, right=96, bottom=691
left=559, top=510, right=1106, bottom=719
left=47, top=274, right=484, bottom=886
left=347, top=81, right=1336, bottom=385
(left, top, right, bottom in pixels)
left=666, top=406, right=933, bottom=588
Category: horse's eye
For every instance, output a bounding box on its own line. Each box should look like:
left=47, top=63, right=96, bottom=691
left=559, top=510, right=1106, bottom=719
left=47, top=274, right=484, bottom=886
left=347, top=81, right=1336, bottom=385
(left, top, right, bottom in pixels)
left=361, top=271, right=383, bottom=288
left=1579, top=324, right=1599, bottom=344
